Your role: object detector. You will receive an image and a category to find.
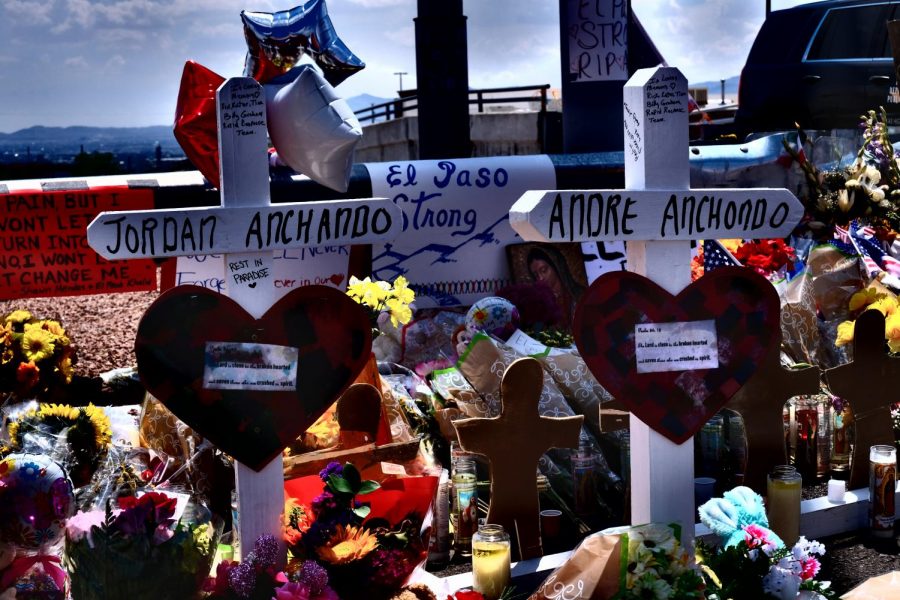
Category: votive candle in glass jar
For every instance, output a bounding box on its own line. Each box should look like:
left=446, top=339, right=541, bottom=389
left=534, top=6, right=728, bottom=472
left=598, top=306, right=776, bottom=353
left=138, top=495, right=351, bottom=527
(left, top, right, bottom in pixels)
left=471, top=523, right=511, bottom=600
left=869, top=444, right=896, bottom=538
left=767, top=465, right=801, bottom=547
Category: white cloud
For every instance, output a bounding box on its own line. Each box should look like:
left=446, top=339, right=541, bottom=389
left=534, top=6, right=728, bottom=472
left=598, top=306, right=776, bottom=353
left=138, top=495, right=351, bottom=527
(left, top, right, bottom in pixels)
left=1, top=0, right=57, bottom=24
left=64, top=55, right=89, bottom=68
left=103, top=54, right=126, bottom=72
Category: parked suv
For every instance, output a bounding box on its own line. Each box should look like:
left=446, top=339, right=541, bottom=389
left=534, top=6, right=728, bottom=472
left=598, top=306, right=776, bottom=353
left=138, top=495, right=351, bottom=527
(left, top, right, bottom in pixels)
left=735, top=0, right=900, bottom=136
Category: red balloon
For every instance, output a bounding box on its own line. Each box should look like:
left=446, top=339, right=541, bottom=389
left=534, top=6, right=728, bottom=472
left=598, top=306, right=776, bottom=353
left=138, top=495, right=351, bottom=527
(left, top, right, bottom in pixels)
left=173, top=61, right=225, bottom=187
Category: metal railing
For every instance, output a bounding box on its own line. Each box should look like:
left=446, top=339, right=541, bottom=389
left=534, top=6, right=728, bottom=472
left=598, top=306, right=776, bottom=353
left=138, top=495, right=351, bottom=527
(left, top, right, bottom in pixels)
left=354, top=84, right=551, bottom=124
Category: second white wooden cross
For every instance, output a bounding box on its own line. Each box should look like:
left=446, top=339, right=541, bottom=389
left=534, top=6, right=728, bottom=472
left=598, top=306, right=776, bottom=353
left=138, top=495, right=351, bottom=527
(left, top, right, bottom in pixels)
left=509, top=66, right=804, bottom=541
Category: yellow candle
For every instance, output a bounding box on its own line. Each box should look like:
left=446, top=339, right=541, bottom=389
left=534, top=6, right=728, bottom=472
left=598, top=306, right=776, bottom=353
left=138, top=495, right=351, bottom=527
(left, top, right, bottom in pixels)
left=767, top=466, right=801, bottom=547
left=472, top=540, right=511, bottom=600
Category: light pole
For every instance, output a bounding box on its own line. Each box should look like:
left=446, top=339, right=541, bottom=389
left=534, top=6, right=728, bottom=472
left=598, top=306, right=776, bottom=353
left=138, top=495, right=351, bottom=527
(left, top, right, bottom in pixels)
left=394, top=71, right=408, bottom=92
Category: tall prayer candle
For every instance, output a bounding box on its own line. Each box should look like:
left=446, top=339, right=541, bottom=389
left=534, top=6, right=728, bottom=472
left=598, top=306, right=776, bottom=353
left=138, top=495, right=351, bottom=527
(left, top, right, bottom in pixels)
left=472, top=524, right=511, bottom=600
left=869, top=444, right=896, bottom=538
left=767, top=465, right=801, bottom=546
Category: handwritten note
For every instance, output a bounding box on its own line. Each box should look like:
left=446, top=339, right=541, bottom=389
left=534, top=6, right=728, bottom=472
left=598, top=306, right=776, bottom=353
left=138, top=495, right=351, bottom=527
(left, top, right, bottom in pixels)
left=634, top=320, right=719, bottom=373
left=219, top=80, right=266, bottom=138
left=367, top=155, right=555, bottom=307
left=645, top=71, right=688, bottom=125
left=0, top=188, right=156, bottom=300
left=623, top=101, right=642, bottom=162
left=203, top=341, right=298, bottom=391
left=175, top=246, right=349, bottom=298
left=568, top=0, right=628, bottom=82
left=226, top=251, right=274, bottom=292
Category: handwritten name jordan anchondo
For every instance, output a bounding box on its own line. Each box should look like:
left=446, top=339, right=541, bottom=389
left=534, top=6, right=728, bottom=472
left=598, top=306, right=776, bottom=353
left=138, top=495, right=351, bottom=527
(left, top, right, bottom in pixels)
left=545, top=191, right=791, bottom=240
left=100, top=205, right=394, bottom=257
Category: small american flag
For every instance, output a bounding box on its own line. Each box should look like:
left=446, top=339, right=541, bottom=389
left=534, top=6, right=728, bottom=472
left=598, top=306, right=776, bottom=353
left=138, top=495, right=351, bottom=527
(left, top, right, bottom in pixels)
left=849, top=220, right=900, bottom=278
left=703, top=239, right=741, bottom=273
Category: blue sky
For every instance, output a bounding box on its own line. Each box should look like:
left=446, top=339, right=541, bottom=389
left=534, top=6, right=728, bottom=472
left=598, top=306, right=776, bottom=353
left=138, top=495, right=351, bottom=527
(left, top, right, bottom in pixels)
left=0, top=0, right=816, bottom=132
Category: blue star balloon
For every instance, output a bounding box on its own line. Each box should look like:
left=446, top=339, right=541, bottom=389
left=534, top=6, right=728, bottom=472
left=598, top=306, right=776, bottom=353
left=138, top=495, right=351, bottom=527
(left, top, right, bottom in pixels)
left=241, top=0, right=365, bottom=86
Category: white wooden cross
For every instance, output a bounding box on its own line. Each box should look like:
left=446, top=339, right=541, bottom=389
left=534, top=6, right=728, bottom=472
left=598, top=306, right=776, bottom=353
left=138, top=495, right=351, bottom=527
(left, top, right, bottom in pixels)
left=87, top=77, right=402, bottom=561
left=509, top=66, right=804, bottom=541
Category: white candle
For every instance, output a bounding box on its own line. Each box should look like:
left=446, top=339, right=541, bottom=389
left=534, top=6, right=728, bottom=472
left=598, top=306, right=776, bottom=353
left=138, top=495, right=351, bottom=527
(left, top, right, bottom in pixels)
left=827, top=479, right=846, bottom=503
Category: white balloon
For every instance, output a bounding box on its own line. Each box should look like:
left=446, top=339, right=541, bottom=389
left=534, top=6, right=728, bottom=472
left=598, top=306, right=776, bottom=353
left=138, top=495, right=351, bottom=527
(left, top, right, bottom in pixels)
left=265, top=64, right=362, bottom=192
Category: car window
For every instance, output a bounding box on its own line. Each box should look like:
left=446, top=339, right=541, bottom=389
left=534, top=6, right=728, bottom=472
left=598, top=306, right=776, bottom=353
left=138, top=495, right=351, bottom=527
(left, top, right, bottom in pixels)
left=806, top=4, right=892, bottom=60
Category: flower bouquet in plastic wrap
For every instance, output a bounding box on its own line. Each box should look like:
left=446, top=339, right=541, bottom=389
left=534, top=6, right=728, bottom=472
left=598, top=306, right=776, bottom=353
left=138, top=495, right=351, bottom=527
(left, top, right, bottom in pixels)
left=64, top=490, right=220, bottom=600
left=696, top=486, right=837, bottom=599
left=0, top=310, right=76, bottom=402
left=282, top=461, right=439, bottom=600
left=529, top=523, right=703, bottom=599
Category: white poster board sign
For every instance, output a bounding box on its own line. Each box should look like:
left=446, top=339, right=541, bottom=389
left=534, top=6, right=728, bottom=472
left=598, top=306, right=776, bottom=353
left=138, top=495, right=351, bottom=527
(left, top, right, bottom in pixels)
left=581, top=240, right=627, bottom=283
left=367, top=155, right=556, bottom=307
left=175, top=246, right=350, bottom=299
left=568, top=0, right=628, bottom=82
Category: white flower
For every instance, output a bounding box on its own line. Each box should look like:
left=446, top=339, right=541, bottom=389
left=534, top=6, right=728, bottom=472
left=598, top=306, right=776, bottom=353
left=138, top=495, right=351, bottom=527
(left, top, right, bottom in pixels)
left=631, top=575, right=672, bottom=600
left=762, top=564, right=801, bottom=600
left=846, top=165, right=888, bottom=202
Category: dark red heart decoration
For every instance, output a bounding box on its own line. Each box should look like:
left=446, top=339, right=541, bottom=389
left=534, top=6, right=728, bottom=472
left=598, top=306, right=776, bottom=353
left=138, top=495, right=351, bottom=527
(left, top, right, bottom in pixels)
left=135, top=284, right=371, bottom=470
left=573, top=267, right=779, bottom=444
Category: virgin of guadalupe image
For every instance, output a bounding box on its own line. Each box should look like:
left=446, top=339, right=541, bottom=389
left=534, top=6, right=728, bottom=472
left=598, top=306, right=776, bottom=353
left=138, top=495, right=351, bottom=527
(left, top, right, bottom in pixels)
left=525, top=246, right=587, bottom=330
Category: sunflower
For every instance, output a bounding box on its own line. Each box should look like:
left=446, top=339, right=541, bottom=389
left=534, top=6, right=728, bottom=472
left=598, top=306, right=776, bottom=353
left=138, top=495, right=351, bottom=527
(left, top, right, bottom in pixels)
left=21, top=325, right=56, bottom=362
left=3, top=310, right=32, bottom=326
left=38, top=320, right=69, bottom=345
left=316, top=525, right=379, bottom=565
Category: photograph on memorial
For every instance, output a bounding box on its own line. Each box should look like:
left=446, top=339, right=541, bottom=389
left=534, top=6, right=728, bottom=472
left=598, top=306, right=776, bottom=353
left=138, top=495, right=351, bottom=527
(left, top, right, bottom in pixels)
left=506, top=242, right=588, bottom=330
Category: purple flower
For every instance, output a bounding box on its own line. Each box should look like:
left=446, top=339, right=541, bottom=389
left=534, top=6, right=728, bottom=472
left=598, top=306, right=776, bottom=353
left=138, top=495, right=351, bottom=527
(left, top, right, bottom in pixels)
left=367, top=547, right=414, bottom=589
left=228, top=560, right=257, bottom=598
left=254, top=534, right=278, bottom=568
left=295, top=560, right=329, bottom=595
left=312, top=491, right=339, bottom=515
left=318, top=462, right=343, bottom=482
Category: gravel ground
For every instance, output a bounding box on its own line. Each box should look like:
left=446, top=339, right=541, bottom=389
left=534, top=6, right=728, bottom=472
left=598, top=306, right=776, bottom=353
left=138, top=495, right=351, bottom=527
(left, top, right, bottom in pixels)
left=1, top=286, right=159, bottom=378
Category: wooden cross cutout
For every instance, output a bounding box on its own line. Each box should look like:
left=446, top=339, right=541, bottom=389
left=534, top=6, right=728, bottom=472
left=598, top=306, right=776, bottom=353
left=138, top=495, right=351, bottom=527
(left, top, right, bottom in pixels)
left=825, top=309, right=898, bottom=490
left=454, top=357, right=582, bottom=560
left=727, top=341, right=820, bottom=493
left=87, top=77, right=403, bottom=562
left=509, top=66, right=804, bottom=540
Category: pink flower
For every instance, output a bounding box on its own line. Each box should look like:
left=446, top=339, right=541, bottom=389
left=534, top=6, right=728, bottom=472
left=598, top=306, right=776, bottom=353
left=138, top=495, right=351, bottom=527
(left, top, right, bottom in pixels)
left=743, top=524, right=771, bottom=548
left=273, top=581, right=312, bottom=600
left=65, top=510, right=107, bottom=546
left=800, top=557, right=820, bottom=581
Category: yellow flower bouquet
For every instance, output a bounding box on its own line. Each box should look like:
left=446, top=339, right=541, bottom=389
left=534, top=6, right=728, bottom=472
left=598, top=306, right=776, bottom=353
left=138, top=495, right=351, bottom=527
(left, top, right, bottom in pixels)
left=835, top=285, right=900, bottom=352
left=0, top=310, right=76, bottom=401
left=345, top=276, right=415, bottom=332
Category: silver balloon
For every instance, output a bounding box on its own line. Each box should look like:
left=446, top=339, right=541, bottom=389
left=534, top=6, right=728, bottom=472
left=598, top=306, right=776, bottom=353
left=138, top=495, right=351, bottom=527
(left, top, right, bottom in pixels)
left=265, top=64, right=362, bottom=192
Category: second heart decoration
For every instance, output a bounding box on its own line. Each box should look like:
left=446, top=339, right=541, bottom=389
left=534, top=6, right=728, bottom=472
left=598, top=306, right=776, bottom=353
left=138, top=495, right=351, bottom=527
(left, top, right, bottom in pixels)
left=573, top=266, right=780, bottom=444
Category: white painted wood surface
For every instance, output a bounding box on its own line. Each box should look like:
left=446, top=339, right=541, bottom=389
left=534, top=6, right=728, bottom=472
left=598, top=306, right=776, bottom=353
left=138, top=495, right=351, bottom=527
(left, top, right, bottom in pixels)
left=622, top=67, right=695, bottom=544
left=87, top=198, right=402, bottom=259
left=215, top=77, right=285, bottom=562
left=509, top=188, right=803, bottom=243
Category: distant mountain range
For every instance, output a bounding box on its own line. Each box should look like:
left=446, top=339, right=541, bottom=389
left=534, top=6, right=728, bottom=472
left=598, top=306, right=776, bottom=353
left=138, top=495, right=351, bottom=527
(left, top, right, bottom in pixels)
left=0, top=94, right=396, bottom=157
